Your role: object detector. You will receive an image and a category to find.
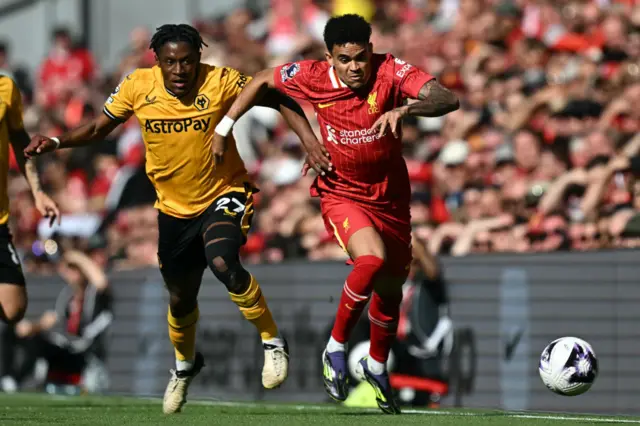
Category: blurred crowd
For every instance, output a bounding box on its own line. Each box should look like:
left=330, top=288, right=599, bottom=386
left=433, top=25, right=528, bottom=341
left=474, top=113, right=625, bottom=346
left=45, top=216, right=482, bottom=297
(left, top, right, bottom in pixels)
left=1, top=0, right=640, bottom=273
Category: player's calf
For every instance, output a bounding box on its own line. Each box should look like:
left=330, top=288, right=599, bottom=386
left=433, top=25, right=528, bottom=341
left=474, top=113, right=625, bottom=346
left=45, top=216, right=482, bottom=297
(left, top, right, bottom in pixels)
left=328, top=255, right=384, bottom=347
left=328, top=226, right=387, bottom=348
left=358, top=276, right=405, bottom=415
left=205, top=233, right=288, bottom=388
left=161, top=269, right=204, bottom=413
left=367, top=278, right=404, bottom=377
left=323, top=248, right=386, bottom=401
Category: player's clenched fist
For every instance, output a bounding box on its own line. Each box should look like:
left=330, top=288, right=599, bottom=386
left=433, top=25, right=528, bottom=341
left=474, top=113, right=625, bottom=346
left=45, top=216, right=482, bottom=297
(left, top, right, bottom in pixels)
left=24, top=134, right=58, bottom=159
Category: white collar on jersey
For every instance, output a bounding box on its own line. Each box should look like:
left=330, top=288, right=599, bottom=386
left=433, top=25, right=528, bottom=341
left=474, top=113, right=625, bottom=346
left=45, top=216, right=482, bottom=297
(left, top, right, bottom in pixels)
left=328, top=66, right=348, bottom=89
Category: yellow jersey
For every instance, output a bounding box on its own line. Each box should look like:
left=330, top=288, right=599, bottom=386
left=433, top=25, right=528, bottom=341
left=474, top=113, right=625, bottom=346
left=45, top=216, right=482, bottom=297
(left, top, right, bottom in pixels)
left=104, top=64, right=253, bottom=219
left=0, top=76, right=24, bottom=225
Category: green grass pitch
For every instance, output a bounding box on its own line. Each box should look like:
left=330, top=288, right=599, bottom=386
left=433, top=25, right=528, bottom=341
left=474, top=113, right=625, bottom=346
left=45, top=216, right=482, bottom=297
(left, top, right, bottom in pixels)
left=1, top=393, right=638, bottom=425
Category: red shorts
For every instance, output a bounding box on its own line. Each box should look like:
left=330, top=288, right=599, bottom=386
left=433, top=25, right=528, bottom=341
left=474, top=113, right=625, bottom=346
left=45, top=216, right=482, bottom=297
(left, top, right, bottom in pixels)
left=321, top=197, right=412, bottom=276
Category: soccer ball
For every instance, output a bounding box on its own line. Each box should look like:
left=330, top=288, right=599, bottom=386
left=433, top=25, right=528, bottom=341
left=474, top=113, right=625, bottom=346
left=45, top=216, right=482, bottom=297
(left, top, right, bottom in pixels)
left=538, top=337, right=598, bottom=396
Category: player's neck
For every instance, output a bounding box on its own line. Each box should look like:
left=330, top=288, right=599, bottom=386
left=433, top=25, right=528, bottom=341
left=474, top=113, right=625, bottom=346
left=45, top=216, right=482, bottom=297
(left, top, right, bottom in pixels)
left=338, top=74, right=373, bottom=95
left=350, top=79, right=374, bottom=96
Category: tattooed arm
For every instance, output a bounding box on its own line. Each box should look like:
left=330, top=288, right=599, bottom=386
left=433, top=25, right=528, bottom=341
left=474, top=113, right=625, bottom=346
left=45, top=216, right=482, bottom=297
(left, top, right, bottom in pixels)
left=408, top=80, right=459, bottom=117
left=371, top=80, right=459, bottom=137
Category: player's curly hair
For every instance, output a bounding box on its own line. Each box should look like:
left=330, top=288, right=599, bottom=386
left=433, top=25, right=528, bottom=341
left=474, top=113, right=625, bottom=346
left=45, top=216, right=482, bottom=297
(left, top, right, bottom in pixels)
left=149, top=24, right=208, bottom=55
left=323, top=14, right=372, bottom=52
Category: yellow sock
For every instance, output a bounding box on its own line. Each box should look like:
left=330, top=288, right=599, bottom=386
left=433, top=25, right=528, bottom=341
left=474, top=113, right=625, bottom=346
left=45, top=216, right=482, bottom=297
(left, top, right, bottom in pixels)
left=167, top=305, right=199, bottom=362
left=229, top=275, right=279, bottom=341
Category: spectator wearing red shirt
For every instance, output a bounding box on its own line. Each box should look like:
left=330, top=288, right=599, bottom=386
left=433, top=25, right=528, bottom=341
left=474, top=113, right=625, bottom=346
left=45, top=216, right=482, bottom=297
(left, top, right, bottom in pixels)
left=36, top=28, right=97, bottom=109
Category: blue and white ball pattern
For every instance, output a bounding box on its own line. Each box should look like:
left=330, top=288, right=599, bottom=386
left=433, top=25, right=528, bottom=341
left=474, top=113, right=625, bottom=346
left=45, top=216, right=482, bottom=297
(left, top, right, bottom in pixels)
left=539, top=336, right=598, bottom=396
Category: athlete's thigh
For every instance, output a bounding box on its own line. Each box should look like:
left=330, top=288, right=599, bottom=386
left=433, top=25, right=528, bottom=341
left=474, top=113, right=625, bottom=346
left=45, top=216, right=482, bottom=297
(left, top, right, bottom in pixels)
left=157, top=210, right=206, bottom=292
left=369, top=211, right=413, bottom=278
left=320, top=198, right=385, bottom=260
left=201, top=186, right=256, bottom=248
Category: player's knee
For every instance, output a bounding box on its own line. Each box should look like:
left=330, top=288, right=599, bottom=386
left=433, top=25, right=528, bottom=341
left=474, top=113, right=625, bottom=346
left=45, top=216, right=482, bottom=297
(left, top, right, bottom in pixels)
left=354, top=254, right=386, bottom=275
left=205, top=235, right=250, bottom=294
left=349, top=228, right=387, bottom=261
left=373, top=278, right=404, bottom=301
left=0, top=285, right=27, bottom=325
left=359, top=240, right=386, bottom=261
left=210, top=255, right=233, bottom=284
left=212, top=256, right=228, bottom=273
left=209, top=255, right=250, bottom=294
left=1, top=301, right=27, bottom=325
left=166, top=279, right=199, bottom=317
left=168, top=293, right=197, bottom=318
left=369, top=245, right=387, bottom=262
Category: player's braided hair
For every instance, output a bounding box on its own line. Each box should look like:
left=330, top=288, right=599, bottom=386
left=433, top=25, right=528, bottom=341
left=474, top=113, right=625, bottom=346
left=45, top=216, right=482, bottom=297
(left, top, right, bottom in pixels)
left=323, top=14, right=372, bottom=52
left=149, top=24, right=208, bottom=55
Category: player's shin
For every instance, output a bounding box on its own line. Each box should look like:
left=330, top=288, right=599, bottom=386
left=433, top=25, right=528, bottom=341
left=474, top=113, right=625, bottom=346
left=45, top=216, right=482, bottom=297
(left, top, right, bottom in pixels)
left=329, top=255, right=384, bottom=350
left=367, top=290, right=402, bottom=374
left=228, top=273, right=281, bottom=343
left=206, top=235, right=282, bottom=345
left=167, top=305, right=199, bottom=371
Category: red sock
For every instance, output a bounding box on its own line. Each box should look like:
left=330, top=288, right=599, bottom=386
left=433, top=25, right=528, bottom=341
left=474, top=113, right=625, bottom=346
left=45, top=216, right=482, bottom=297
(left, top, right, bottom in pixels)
left=331, top=255, right=385, bottom=344
left=368, top=291, right=402, bottom=363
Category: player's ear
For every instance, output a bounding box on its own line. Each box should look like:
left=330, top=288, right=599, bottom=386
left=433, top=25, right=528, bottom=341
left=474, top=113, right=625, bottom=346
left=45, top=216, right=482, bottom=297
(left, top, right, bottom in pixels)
left=154, top=54, right=159, bottom=65
left=325, top=51, right=334, bottom=66
left=367, top=43, right=373, bottom=54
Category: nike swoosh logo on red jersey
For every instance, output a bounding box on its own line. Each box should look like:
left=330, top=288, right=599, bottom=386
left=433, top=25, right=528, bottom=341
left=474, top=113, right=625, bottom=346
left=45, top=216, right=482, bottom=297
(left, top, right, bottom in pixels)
left=318, top=102, right=336, bottom=109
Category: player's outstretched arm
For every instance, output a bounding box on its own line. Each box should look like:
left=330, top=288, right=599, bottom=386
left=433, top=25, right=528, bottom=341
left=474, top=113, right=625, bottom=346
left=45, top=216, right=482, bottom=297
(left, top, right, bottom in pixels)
left=24, top=113, right=120, bottom=159
left=223, top=68, right=275, bottom=123
left=408, top=80, right=459, bottom=117
left=214, top=68, right=331, bottom=175
left=372, top=80, right=459, bottom=138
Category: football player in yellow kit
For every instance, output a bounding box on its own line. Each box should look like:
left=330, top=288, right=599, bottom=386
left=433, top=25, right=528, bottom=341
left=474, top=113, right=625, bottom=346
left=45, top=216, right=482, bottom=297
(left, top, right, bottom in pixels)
left=0, top=75, right=59, bottom=325
left=25, top=24, right=324, bottom=413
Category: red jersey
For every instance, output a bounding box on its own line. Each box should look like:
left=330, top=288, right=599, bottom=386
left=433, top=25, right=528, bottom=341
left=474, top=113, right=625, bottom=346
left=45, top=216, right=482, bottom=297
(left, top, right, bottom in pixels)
left=274, top=53, right=434, bottom=210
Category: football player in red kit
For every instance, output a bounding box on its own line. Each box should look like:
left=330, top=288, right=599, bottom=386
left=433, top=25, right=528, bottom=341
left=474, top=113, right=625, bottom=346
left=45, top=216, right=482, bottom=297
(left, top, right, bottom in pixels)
left=213, top=14, right=458, bottom=414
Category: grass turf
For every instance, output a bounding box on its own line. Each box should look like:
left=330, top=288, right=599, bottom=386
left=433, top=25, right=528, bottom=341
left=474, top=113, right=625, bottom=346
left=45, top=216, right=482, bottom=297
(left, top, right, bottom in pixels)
left=0, top=393, right=638, bottom=425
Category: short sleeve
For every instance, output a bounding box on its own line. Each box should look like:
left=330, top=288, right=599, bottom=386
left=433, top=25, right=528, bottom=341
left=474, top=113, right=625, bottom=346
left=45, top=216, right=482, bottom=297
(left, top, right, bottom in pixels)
left=103, top=73, right=135, bottom=122
left=220, top=67, right=252, bottom=106
left=390, top=56, right=435, bottom=100
left=273, top=61, right=313, bottom=101
left=6, top=79, right=24, bottom=131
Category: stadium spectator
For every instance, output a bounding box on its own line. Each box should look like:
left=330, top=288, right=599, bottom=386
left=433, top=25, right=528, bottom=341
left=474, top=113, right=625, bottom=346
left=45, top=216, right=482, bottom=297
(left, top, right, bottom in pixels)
left=4, top=1, right=640, bottom=267
left=0, top=249, right=112, bottom=393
